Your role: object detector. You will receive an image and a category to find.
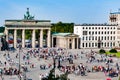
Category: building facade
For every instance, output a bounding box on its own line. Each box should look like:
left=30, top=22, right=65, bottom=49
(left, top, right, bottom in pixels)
left=4, top=8, right=51, bottom=48
left=52, top=33, right=80, bottom=49
left=109, top=11, right=120, bottom=47
left=74, top=10, right=120, bottom=49
left=74, top=24, right=117, bottom=49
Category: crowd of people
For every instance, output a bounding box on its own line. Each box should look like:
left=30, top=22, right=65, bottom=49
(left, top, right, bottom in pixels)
left=0, top=47, right=120, bottom=80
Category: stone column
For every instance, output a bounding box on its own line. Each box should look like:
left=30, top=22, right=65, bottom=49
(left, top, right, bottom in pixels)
left=77, top=38, right=79, bottom=49
left=40, top=29, right=43, bottom=47
left=47, top=29, right=51, bottom=47
left=67, top=38, right=69, bottom=49
left=72, top=38, right=75, bottom=49
left=14, top=29, right=17, bottom=48
left=32, top=29, right=35, bottom=48
left=52, top=36, right=53, bottom=47
left=22, top=29, right=25, bottom=48
left=5, top=28, right=8, bottom=42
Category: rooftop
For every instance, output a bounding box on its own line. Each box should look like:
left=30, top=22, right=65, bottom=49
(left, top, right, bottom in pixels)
left=5, top=20, right=51, bottom=22
left=52, top=33, right=71, bottom=37
left=75, top=23, right=118, bottom=26
left=52, top=33, right=79, bottom=37
left=110, top=12, right=120, bottom=14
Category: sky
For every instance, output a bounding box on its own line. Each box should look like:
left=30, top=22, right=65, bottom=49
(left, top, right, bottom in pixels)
left=0, top=0, right=120, bottom=26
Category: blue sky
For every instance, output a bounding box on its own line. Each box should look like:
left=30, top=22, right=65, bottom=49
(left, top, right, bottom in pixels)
left=0, top=0, right=120, bottom=26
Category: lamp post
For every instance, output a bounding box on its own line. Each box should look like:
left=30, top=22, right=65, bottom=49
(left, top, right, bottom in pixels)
left=19, top=44, right=21, bottom=80
left=53, top=56, right=56, bottom=79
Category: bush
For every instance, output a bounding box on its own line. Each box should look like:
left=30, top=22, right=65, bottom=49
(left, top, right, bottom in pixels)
left=109, top=48, right=117, bottom=53
left=99, top=49, right=106, bottom=54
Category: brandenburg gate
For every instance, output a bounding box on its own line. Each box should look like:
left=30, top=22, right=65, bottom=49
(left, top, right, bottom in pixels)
left=4, top=8, right=51, bottom=48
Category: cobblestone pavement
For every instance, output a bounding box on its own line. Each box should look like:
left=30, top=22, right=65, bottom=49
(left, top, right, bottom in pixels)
left=0, top=48, right=119, bottom=80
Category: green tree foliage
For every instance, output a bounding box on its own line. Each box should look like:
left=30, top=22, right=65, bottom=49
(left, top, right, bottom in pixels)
left=45, top=68, right=69, bottom=80
left=47, top=68, right=55, bottom=80
left=99, top=49, right=106, bottom=54
left=59, top=73, right=69, bottom=80
left=0, top=27, right=5, bottom=33
left=118, top=76, right=120, bottom=80
left=25, top=30, right=32, bottom=39
left=109, top=48, right=117, bottom=53
left=51, top=22, right=74, bottom=33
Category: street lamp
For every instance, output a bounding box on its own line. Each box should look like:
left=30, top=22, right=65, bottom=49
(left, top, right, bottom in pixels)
left=18, top=44, right=21, bottom=80
left=53, top=56, right=56, bottom=79
left=53, top=56, right=56, bottom=69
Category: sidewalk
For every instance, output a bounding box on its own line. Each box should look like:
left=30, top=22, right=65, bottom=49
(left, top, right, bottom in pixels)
left=0, top=52, right=20, bottom=80
left=2, top=75, right=19, bottom=80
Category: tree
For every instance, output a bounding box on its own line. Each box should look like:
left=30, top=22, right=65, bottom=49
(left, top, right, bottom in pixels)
left=109, top=48, right=117, bottom=53
left=0, top=27, right=5, bottom=33
left=51, top=22, right=74, bottom=33
left=45, top=68, right=69, bottom=80
left=99, top=49, right=106, bottom=54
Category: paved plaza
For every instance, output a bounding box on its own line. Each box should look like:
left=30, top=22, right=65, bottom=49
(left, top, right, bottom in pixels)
left=0, top=48, right=119, bottom=80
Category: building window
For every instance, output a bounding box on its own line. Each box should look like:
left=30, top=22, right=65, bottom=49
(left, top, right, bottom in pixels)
left=95, top=31, right=97, bottom=34
left=101, top=36, right=103, bottom=40
left=111, top=31, right=112, bottom=34
left=98, top=31, right=100, bottom=34
left=95, top=36, right=97, bottom=40
left=89, top=36, right=91, bottom=40
left=92, top=31, right=94, bottom=35
left=113, top=36, right=115, bottom=40
left=98, top=36, right=100, bottom=41
left=102, top=27, right=103, bottom=29
left=105, top=31, right=106, bottom=34
left=86, top=43, right=87, bottom=47
left=113, top=31, right=115, bottom=34
left=101, top=31, right=103, bottom=34
left=95, top=43, right=97, bottom=46
left=89, top=27, right=91, bottom=29
left=105, top=27, right=106, bottom=29
left=89, top=31, right=91, bottom=35
left=110, top=42, right=112, bottom=47
left=92, top=27, right=94, bottom=29
left=92, top=43, right=94, bottom=47
left=113, top=42, right=115, bottom=46
left=86, top=27, right=88, bottom=29
left=83, top=27, right=84, bottom=29
left=92, top=37, right=94, bottom=40
left=107, top=36, right=109, bottom=40
left=89, top=43, right=91, bottom=47
left=105, top=37, right=106, bottom=40
left=107, top=42, right=109, bottom=47
left=82, top=43, right=84, bottom=47
left=83, top=37, right=84, bottom=40
left=111, top=36, right=112, bottom=40
left=99, top=27, right=100, bottom=29
left=105, top=42, right=106, bottom=47
left=83, top=31, right=87, bottom=35
left=107, top=31, right=109, bottom=34
left=86, top=37, right=88, bottom=40
left=95, top=27, right=97, bottom=29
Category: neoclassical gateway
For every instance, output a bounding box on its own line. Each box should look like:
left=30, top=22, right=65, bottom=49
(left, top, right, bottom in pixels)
left=4, top=8, right=51, bottom=48
left=4, top=8, right=79, bottom=49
